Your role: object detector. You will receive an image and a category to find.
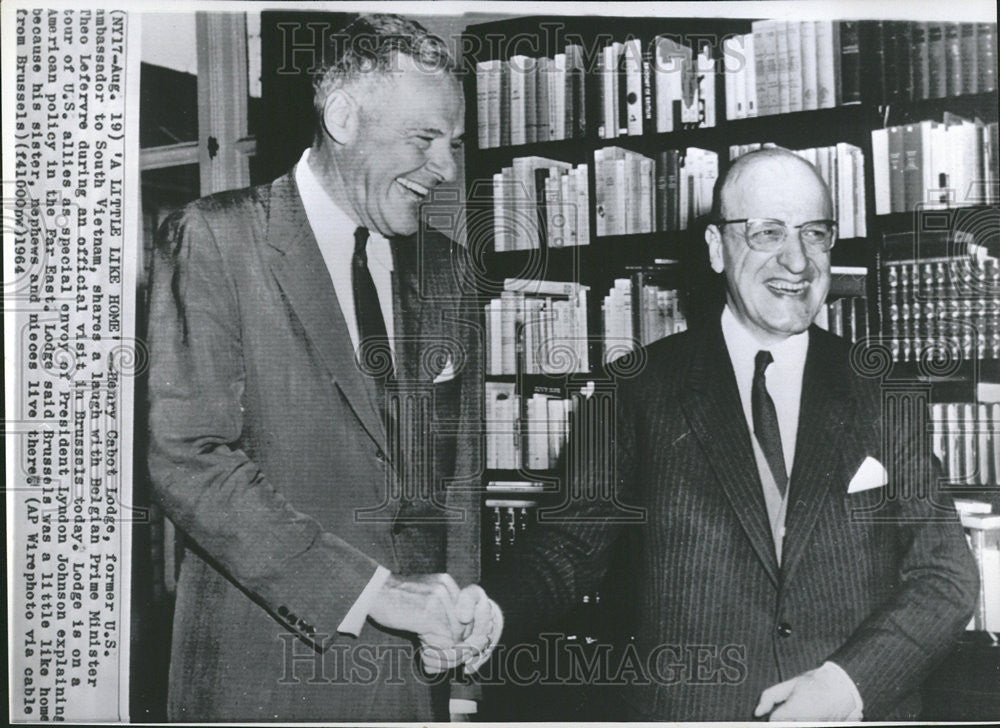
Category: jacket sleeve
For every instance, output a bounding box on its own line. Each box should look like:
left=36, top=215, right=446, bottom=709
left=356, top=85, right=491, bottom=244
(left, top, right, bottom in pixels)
left=147, top=205, right=381, bottom=648
left=829, top=384, right=979, bottom=718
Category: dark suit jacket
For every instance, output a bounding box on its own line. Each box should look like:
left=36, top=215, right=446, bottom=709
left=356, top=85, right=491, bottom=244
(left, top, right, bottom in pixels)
left=486, top=321, right=978, bottom=721
left=147, top=172, right=482, bottom=721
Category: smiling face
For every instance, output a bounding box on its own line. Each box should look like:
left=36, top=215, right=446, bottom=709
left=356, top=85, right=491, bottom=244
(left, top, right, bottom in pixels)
left=706, top=153, right=833, bottom=345
left=333, top=54, right=464, bottom=237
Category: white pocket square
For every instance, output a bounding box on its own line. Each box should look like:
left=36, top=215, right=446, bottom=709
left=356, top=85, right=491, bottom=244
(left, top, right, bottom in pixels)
left=848, top=456, right=888, bottom=494
left=432, top=359, right=456, bottom=384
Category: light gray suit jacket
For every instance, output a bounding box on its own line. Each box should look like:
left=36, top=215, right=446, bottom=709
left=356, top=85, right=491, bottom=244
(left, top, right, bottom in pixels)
left=147, top=171, right=482, bottom=721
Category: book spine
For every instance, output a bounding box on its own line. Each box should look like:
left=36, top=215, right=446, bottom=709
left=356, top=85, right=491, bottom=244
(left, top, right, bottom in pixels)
left=815, top=21, right=836, bottom=109
left=786, top=20, right=803, bottom=112
left=524, top=57, right=538, bottom=144
left=510, top=57, right=526, bottom=145
left=642, top=43, right=655, bottom=133
left=839, top=20, right=861, bottom=104
left=744, top=32, right=758, bottom=117
left=476, top=61, right=489, bottom=149
left=872, top=128, right=890, bottom=215
left=901, top=124, right=922, bottom=217
left=697, top=44, right=716, bottom=127
left=800, top=21, right=818, bottom=110
left=576, top=165, right=590, bottom=246
left=945, top=23, right=962, bottom=96
left=895, top=22, right=913, bottom=103
left=617, top=42, right=629, bottom=135
left=776, top=20, right=791, bottom=113
left=928, top=24, right=947, bottom=99
left=500, top=60, right=511, bottom=146
left=979, top=24, right=998, bottom=93
left=888, top=125, right=905, bottom=213
left=912, top=23, right=931, bottom=101
left=960, top=23, right=979, bottom=95
left=625, top=38, right=643, bottom=135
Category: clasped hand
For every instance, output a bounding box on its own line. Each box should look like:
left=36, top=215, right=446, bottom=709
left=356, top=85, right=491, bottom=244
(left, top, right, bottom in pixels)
left=368, top=573, right=499, bottom=674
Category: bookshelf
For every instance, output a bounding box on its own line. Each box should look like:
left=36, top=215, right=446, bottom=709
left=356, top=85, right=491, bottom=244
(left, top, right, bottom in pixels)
left=463, top=13, right=999, bottom=720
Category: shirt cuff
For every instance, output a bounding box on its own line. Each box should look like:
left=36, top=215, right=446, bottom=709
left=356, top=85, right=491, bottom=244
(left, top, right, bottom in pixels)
left=821, top=660, right=864, bottom=720
left=336, top=565, right=391, bottom=636
left=463, top=599, right=504, bottom=675
left=449, top=698, right=478, bottom=715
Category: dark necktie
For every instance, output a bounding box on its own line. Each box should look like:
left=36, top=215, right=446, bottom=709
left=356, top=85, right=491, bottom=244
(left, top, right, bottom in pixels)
left=352, top=226, right=393, bottom=404
left=752, top=350, right=788, bottom=497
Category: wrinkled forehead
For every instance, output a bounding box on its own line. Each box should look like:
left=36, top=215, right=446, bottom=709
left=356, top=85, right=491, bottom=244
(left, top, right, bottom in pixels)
left=721, top=157, right=833, bottom=222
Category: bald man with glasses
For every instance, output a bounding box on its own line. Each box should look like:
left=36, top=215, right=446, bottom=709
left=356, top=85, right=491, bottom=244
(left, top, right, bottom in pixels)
left=484, top=148, right=978, bottom=721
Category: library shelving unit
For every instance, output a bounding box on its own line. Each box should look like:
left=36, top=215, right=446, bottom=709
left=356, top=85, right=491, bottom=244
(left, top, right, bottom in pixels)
left=462, top=13, right=999, bottom=721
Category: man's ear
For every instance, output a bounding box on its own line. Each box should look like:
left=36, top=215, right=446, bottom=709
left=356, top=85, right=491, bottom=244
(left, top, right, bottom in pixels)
left=321, top=89, right=360, bottom=145
left=705, top=224, right=725, bottom=274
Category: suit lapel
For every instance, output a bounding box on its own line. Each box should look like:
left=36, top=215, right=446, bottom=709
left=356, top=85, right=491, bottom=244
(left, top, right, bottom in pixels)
left=780, top=327, right=852, bottom=583
left=679, top=322, right=781, bottom=587
left=264, top=173, right=388, bottom=455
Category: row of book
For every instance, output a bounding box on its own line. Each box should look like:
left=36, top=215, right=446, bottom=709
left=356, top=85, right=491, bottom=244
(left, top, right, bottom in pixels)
left=595, top=146, right=717, bottom=236
left=870, top=22, right=997, bottom=106
left=475, top=45, right=587, bottom=149
left=484, top=279, right=590, bottom=375
left=931, top=402, right=1000, bottom=486
left=485, top=384, right=576, bottom=470
left=492, top=156, right=589, bottom=251
left=602, top=277, right=687, bottom=363
left=872, top=117, right=1000, bottom=214
left=485, top=494, right=538, bottom=563
left=729, top=142, right=867, bottom=238
left=596, top=36, right=716, bottom=139
left=882, top=255, right=1000, bottom=362
left=814, top=295, right=870, bottom=344
left=723, top=20, right=858, bottom=119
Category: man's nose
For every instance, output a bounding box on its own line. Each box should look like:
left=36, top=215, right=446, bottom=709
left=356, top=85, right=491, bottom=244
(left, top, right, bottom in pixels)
left=776, top=233, right=809, bottom=273
left=427, top=142, right=459, bottom=184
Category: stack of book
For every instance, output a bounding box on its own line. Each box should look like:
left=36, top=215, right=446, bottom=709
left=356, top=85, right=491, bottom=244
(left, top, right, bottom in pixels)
left=931, top=402, right=1000, bottom=486
left=596, top=36, right=716, bottom=138
left=723, top=20, right=860, bottom=119
left=484, top=385, right=577, bottom=470
left=484, top=278, right=590, bottom=375
left=602, top=275, right=687, bottom=363
left=881, top=245, right=1000, bottom=363
left=595, top=146, right=717, bottom=236
left=730, top=142, right=866, bottom=237
left=475, top=45, right=586, bottom=149
left=867, top=22, right=997, bottom=106
left=493, top=156, right=589, bottom=251
left=871, top=117, right=999, bottom=214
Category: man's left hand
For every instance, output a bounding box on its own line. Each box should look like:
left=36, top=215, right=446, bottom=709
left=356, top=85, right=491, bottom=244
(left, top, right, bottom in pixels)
left=754, top=662, right=862, bottom=721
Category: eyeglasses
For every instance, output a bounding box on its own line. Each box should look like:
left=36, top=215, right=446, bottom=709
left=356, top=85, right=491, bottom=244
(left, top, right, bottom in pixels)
left=716, top=218, right=838, bottom=252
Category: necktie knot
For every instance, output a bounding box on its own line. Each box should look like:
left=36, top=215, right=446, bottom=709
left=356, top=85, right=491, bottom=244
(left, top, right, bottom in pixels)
left=754, top=350, right=774, bottom=381
left=353, top=226, right=370, bottom=262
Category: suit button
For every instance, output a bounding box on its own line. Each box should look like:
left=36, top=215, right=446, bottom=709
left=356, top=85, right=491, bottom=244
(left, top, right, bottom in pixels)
left=375, top=449, right=386, bottom=463
left=776, top=622, right=793, bottom=638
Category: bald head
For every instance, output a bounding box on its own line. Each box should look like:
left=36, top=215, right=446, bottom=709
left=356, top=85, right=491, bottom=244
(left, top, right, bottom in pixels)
left=713, top=148, right=833, bottom=223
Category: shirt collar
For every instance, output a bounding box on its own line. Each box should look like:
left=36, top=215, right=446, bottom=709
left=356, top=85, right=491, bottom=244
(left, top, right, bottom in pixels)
left=294, top=148, right=393, bottom=272
left=721, top=304, right=809, bottom=377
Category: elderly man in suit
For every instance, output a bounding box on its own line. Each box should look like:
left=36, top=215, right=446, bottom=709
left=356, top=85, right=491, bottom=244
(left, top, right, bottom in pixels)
left=147, top=14, right=496, bottom=722
left=485, top=148, right=978, bottom=720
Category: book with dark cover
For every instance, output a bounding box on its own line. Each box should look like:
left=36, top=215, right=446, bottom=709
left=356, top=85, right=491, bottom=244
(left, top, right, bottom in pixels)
left=655, top=151, right=668, bottom=232
left=977, top=24, right=997, bottom=93
left=666, top=149, right=680, bottom=231
left=960, top=23, right=979, bottom=95
left=928, top=23, right=947, bottom=99
left=838, top=20, right=861, bottom=104
left=912, top=23, right=931, bottom=101
left=901, top=123, right=923, bottom=213
left=945, top=23, right=962, bottom=96
left=535, top=167, right=550, bottom=246
left=887, top=124, right=905, bottom=213
left=867, top=21, right=888, bottom=105
left=618, top=42, right=629, bottom=135
left=894, top=22, right=913, bottom=103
